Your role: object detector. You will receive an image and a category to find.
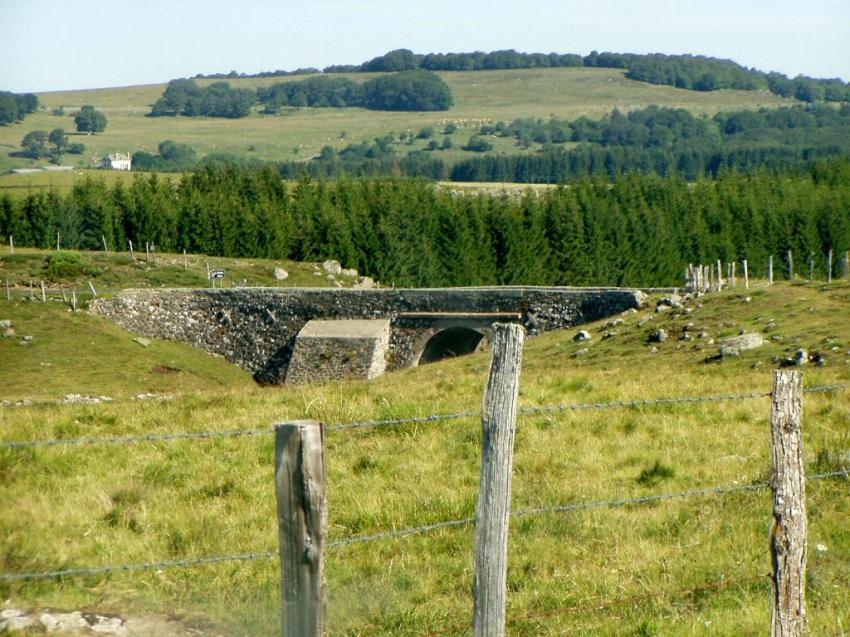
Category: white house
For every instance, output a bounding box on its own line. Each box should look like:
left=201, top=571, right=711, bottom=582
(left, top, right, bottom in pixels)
left=103, top=152, right=132, bottom=171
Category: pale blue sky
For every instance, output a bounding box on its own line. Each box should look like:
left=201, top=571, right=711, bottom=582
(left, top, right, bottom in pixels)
left=2, top=0, right=849, bottom=93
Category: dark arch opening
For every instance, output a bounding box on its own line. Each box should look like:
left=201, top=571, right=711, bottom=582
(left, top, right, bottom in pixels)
left=419, top=327, right=485, bottom=365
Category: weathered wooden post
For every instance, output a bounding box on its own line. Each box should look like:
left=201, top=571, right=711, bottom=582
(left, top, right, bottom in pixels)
left=61, top=287, right=67, bottom=303
left=826, top=249, right=833, bottom=284
left=731, top=261, right=736, bottom=287
left=473, top=323, right=524, bottom=637
left=769, top=255, right=774, bottom=285
left=88, top=281, right=98, bottom=298
left=40, top=281, right=46, bottom=302
left=787, top=250, right=793, bottom=281
left=129, top=240, right=135, bottom=261
left=716, top=259, right=723, bottom=291
left=101, top=234, right=108, bottom=254
left=770, top=370, right=807, bottom=637
left=71, top=289, right=77, bottom=311
left=275, top=420, right=326, bottom=637
left=56, top=232, right=60, bottom=251
left=8, top=236, right=13, bottom=255
left=183, top=249, right=188, bottom=270
left=808, top=255, right=814, bottom=283
left=743, top=259, right=749, bottom=290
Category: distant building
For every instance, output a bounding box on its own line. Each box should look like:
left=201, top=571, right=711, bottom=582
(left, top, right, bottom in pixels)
left=103, top=152, right=132, bottom=171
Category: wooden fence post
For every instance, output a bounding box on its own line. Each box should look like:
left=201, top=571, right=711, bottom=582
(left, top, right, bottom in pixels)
left=826, top=249, right=832, bottom=284
left=787, top=250, right=793, bottom=281
left=770, top=370, right=807, bottom=637
left=716, top=259, right=723, bottom=291
left=71, top=290, right=77, bottom=311
left=8, top=236, right=13, bottom=255
left=129, top=240, right=135, bottom=261
left=275, top=420, right=327, bottom=637
left=809, top=255, right=814, bottom=283
left=88, top=281, right=98, bottom=298
left=40, top=281, right=46, bottom=302
left=743, top=259, right=749, bottom=290
left=473, top=323, right=525, bottom=637
left=769, top=255, right=774, bottom=285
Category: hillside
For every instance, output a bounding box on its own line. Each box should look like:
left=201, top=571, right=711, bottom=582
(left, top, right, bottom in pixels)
left=1, top=274, right=848, bottom=635
left=0, top=68, right=792, bottom=174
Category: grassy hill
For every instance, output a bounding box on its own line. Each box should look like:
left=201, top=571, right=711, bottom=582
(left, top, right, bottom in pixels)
left=1, top=268, right=848, bottom=634
left=0, top=68, right=793, bottom=174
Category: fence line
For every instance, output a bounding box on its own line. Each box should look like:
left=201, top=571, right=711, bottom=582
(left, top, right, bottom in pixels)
left=424, top=573, right=774, bottom=637
left=2, top=384, right=847, bottom=451
left=4, top=470, right=846, bottom=583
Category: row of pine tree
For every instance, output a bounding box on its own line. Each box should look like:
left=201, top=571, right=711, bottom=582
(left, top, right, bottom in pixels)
left=2, top=161, right=849, bottom=287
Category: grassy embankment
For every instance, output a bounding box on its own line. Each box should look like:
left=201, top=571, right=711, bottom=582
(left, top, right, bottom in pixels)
left=1, top=263, right=848, bottom=635
left=0, top=67, right=793, bottom=174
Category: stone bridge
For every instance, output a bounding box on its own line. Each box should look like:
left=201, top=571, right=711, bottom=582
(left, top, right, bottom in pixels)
left=92, top=287, right=645, bottom=384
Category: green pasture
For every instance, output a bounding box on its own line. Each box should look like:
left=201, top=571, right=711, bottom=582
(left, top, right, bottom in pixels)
left=0, top=68, right=792, bottom=173
left=1, top=278, right=848, bottom=635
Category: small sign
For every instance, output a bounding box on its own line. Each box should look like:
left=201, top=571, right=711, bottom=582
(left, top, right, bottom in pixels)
left=209, top=270, right=225, bottom=279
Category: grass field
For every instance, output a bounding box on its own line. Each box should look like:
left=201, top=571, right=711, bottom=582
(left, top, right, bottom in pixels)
left=1, top=273, right=848, bottom=635
left=0, top=68, right=794, bottom=174
left=0, top=247, right=369, bottom=298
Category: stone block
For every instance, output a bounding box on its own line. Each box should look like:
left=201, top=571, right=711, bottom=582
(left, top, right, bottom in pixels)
left=285, top=319, right=390, bottom=385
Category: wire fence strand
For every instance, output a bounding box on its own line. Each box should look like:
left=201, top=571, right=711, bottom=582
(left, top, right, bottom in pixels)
left=2, top=384, right=846, bottom=451
left=420, top=572, right=774, bottom=636
left=3, top=470, right=846, bottom=583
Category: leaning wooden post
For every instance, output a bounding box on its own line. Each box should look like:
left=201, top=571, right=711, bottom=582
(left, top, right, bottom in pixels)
left=743, top=259, right=749, bottom=290
left=129, top=240, right=135, bottom=261
left=88, top=281, right=98, bottom=298
left=101, top=234, right=109, bottom=254
left=770, top=370, right=807, bottom=637
left=275, top=420, right=327, bottom=637
left=473, top=323, right=525, bottom=637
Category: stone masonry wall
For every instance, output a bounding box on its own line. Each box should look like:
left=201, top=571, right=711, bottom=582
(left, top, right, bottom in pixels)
left=91, top=287, right=644, bottom=382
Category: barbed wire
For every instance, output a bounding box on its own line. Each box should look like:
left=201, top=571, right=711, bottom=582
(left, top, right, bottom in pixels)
left=3, top=384, right=846, bottom=451
left=4, top=470, right=845, bottom=583
left=0, top=551, right=276, bottom=582
left=421, top=572, right=774, bottom=636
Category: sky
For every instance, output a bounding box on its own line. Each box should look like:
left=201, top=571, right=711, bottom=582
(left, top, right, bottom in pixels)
left=2, top=0, right=849, bottom=93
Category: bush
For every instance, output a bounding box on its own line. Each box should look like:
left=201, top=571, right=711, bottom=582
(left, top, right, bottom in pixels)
left=464, top=135, right=493, bottom=152
left=45, top=251, right=90, bottom=279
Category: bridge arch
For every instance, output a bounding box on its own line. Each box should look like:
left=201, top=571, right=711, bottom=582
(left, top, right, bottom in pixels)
left=416, top=326, right=486, bottom=365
